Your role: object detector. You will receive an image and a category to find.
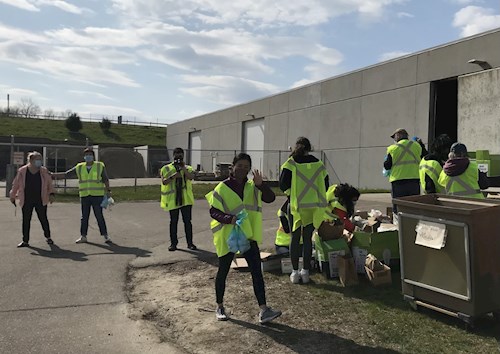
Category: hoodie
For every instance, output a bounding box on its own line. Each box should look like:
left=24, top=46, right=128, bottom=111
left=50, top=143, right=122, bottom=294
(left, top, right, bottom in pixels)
left=443, top=157, right=489, bottom=189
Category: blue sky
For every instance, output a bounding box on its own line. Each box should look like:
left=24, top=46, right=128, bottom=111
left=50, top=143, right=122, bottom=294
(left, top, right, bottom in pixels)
left=0, top=0, right=499, bottom=124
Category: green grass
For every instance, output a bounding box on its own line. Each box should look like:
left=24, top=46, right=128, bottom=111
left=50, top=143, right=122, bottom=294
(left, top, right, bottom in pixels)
left=54, top=184, right=287, bottom=202
left=0, top=116, right=166, bottom=146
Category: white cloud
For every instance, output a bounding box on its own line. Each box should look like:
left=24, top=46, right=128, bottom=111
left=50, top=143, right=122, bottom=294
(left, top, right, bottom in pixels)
left=80, top=104, right=144, bottom=117
left=378, top=50, right=411, bottom=61
left=0, top=84, right=38, bottom=96
left=110, top=0, right=405, bottom=27
left=453, top=6, right=500, bottom=37
left=179, top=75, right=280, bottom=106
left=0, top=0, right=39, bottom=11
left=0, top=0, right=87, bottom=13
left=397, top=12, right=414, bottom=18
left=68, top=90, right=115, bottom=101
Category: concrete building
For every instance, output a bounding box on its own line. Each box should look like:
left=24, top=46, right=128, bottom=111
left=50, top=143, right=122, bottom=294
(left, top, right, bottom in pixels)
left=167, top=28, right=500, bottom=189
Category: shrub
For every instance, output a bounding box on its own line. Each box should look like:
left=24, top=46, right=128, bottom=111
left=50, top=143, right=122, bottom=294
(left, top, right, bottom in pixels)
left=65, top=113, right=83, bottom=132
left=100, top=117, right=112, bottom=131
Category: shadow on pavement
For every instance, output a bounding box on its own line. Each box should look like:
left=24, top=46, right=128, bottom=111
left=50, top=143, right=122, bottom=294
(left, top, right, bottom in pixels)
left=87, top=241, right=152, bottom=258
left=176, top=247, right=218, bottom=267
left=29, top=244, right=88, bottom=262
left=229, top=318, right=399, bottom=354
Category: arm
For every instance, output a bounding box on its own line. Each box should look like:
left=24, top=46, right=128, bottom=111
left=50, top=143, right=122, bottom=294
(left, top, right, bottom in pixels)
left=9, top=170, right=21, bottom=202
left=335, top=208, right=355, bottom=233
left=210, top=207, right=236, bottom=225
left=101, top=166, right=111, bottom=194
left=383, top=154, right=393, bottom=170
left=424, top=174, right=436, bottom=194
left=183, top=165, right=195, bottom=180
left=253, top=169, right=275, bottom=203
left=279, top=168, right=291, bottom=192
left=280, top=215, right=290, bottom=234
left=478, top=171, right=489, bottom=190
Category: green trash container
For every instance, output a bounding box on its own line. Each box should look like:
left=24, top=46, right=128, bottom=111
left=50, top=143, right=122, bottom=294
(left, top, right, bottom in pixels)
left=394, top=194, right=500, bottom=327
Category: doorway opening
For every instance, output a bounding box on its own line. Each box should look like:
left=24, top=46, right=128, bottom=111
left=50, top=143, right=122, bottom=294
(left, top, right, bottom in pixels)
left=429, top=78, right=458, bottom=146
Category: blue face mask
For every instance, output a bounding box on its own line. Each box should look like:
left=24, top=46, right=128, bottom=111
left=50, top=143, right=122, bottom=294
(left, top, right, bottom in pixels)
left=84, top=155, right=94, bottom=163
left=34, top=160, right=42, bottom=168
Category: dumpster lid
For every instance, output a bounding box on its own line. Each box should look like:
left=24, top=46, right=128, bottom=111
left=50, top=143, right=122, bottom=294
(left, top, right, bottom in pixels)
left=393, top=194, right=500, bottom=214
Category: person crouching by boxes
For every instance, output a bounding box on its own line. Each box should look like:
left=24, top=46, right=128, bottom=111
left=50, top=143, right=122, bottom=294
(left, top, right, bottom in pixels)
left=326, top=183, right=360, bottom=233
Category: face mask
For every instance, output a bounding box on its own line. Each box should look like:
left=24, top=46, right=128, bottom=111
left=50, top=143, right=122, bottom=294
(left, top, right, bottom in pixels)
left=84, top=155, right=94, bottom=163
left=233, top=168, right=248, bottom=180
left=34, top=160, right=42, bottom=168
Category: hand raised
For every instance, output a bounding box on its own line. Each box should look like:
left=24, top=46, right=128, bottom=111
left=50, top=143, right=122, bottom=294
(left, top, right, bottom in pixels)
left=253, top=169, right=263, bottom=186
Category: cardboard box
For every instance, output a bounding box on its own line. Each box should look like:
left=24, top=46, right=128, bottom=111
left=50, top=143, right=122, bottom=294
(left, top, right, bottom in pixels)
left=365, top=264, right=392, bottom=286
left=352, top=247, right=368, bottom=274
left=338, top=256, right=359, bottom=286
left=261, top=253, right=285, bottom=272
left=352, top=230, right=399, bottom=261
left=314, top=232, right=350, bottom=263
left=231, top=252, right=272, bottom=271
left=281, top=257, right=303, bottom=274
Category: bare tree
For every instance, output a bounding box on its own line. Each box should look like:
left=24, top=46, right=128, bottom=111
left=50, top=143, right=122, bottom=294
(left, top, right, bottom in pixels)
left=18, top=97, right=41, bottom=118
left=44, top=108, right=56, bottom=118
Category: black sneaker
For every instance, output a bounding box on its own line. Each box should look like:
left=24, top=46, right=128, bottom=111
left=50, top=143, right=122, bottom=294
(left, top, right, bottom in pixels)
left=46, top=238, right=54, bottom=245
left=259, top=306, right=282, bottom=324
left=17, top=241, right=29, bottom=248
left=188, top=244, right=197, bottom=250
left=216, top=306, right=229, bottom=321
left=168, top=244, right=177, bottom=251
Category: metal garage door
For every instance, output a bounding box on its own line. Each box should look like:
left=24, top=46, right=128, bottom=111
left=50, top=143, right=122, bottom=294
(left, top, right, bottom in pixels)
left=189, top=131, right=201, bottom=170
left=242, top=118, right=265, bottom=171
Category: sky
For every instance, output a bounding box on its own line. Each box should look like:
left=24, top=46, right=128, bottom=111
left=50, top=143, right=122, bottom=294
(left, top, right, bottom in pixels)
left=0, top=0, right=499, bottom=125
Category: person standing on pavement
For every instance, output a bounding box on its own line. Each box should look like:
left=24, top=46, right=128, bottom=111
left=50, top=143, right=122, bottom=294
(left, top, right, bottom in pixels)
left=280, top=137, right=329, bottom=284
left=160, top=147, right=197, bottom=251
left=438, top=142, right=488, bottom=199
left=10, top=151, right=55, bottom=248
left=206, top=153, right=282, bottom=324
left=419, top=134, right=453, bottom=194
left=383, top=128, right=423, bottom=215
left=52, top=148, right=112, bottom=244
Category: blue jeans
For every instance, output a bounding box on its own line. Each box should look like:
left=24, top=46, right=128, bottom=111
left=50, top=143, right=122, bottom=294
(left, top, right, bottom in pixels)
left=80, top=196, right=108, bottom=237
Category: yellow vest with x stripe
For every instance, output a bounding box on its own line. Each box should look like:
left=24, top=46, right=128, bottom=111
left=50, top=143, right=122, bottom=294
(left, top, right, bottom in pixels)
left=419, top=158, right=444, bottom=194
left=387, top=139, right=421, bottom=182
left=206, top=180, right=262, bottom=257
left=281, top=157, right=328, bottom=232
left=438, top=162, right=484, bottom=199
left=76, top=162, right=105, bottom=197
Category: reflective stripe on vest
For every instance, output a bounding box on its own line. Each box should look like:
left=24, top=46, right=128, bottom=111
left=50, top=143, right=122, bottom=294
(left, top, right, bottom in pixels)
left=160, top=164, right=194, bottom=210
left=419, top=159, right=443, bottom=193
left=76, top=162, right=105, bottom=197
left=438, top=162, right=484, bottom=199
left=287, top=159, right=328, bottom=209
left=445, top=177, right=481, bottom=196
left=388, top=140, right=421, bottom=182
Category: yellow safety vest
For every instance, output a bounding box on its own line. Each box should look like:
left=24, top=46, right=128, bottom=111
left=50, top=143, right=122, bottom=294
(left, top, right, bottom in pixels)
left=324, top=184, right=341, bottom=222
left=438, top=162, right=484, bottom=199
left=281, top=157, right=328, bottom=231
left=160, top=163, right=194, bottom=211
left=419, top=158, right=444, bottom=194
left=275, top=208, right=291, bottom=247
left=76, top=162, right=105, bottom=197
left=206, top=180, right=262, bottom=257
left=387, top=139, right=421, bottom=182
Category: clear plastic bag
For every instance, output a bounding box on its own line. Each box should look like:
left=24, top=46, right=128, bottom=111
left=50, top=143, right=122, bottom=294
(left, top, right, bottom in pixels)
left=227, top=210, right=250, bottom=253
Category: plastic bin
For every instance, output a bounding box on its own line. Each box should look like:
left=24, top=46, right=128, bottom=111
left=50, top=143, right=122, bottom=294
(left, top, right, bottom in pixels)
left=394, top=194, right=500, bottom=328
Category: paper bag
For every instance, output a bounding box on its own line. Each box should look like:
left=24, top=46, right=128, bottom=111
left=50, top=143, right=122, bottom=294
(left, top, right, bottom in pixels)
left=338, top=256, right=359, bottom=287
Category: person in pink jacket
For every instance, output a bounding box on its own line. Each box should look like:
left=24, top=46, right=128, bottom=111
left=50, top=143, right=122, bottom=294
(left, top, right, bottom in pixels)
left=9, top=151, right=56, bottom=247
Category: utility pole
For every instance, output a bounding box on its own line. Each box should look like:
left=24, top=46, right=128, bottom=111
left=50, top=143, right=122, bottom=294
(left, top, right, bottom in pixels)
left=7, top=94, right=10, bottom=115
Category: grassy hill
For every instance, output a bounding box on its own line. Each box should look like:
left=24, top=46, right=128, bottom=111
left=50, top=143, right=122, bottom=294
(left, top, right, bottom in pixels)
left=0, top=116, right=166, bottom=146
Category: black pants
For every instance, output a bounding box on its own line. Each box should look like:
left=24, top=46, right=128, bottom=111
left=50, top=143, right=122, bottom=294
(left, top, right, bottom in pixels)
left=215, top=241, right=266, bottom=306
left=22, top=200, right=51, bottom=243
left=169, top=205, right=193, bottom=246
left=391, top=179, right=420, bottom=214
left=288, top=204, right=314, bottom=271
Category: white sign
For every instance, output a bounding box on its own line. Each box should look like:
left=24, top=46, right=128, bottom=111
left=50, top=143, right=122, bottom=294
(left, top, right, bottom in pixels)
left=13, top=152, right=24, bottom=165
left=415, top=220, right=447, bottom=249
left=478, top=163, right=489, bottom=173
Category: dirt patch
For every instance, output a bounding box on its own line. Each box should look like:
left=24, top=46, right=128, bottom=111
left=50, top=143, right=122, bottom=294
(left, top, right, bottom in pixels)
left=126, top=260, right=396, bottom=354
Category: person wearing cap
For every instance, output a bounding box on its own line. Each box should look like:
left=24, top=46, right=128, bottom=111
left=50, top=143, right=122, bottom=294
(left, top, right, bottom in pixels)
left=384, top=128, right=423, bottom=214
left=419, top=134, right=453, bottom=194
left=52, top=148, right=112, bottom=243
left=438, top=142, right=488, bottom=199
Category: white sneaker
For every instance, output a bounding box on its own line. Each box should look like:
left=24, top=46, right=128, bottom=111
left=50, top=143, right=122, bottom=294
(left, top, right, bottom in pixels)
left=290, top=270, right=300, bottom=284
left=103, top=235, right=112, bottom=244
left=75, top=236, right=87, bottom=243
left=299, top=269, right=310, bottom=284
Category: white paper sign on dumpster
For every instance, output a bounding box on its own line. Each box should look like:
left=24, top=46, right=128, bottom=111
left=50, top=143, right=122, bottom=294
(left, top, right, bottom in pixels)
left=415, top=221, right=447, bottom=249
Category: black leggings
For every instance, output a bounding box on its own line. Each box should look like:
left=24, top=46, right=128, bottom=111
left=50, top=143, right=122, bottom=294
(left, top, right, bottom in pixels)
left=288, top=205, right=314, bottom=271
left=22, top=200, right=51, bottom=243
left=215, top=241, right=266, bottom=306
